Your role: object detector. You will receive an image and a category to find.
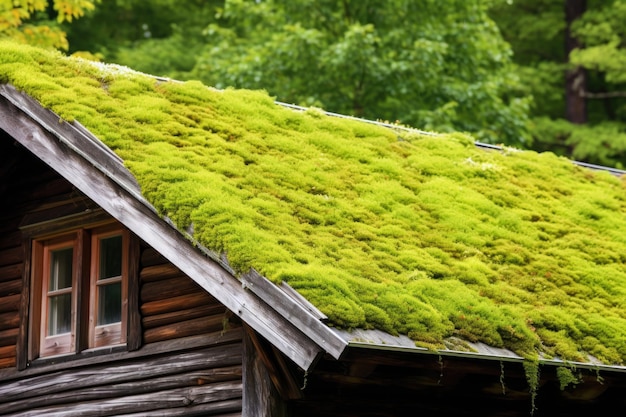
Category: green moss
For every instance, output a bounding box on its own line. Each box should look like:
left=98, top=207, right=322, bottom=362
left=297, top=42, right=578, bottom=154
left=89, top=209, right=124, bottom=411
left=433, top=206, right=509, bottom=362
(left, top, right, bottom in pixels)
left=3, top=41, right=626, bottom=365
left=556, top=366, right=580, bottom=391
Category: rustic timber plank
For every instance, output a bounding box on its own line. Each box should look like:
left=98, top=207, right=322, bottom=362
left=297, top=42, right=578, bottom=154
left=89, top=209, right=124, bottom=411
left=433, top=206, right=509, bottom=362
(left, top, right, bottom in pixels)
left=140, top=246, right=168, bottom=267
left=0, top=366, right=242, bottom=414
left=0, top=329, right=243, bottom=382
left=0, top=278, right=21, bottom=297
left=0, top=294, right=20, bottom=314
left=127, top=234, right=141, bottom=351
left=0, top=343, right=242, bottom=402
left=0, top=311, right=19, bottom=332
left=120, top=401, right=242, bottom=417
left=0, top=86, right=334, bottom=369
left=140, top=275, right=202, bottom=302
left=0, top=327, right=17, bottom=347
left=0, top=355, right=15, bottom=368
left=142, top=303, right=226, bottom=329
left=242, top=269, right=346, bottom=359
left=9, top=381, right=242, bottom=417
left=16, top=236, right=31, bottom=371
left=140, top=262, right=185, bottom=283
left=143, top=315, right=230, bottom=344
left=0, top=230, right=20, bottom=250
left=0, top=246, right=21, bottom=267
left=141, top=292, right=214, bottom=316
left=0, top=263, right=21, bottom=282
left=242, top=329, right=289, bottom=417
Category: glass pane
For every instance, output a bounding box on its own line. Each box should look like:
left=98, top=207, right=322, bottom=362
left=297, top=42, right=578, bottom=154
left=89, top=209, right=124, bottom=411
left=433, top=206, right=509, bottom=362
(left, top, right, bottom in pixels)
left=99, top=235, right=122, bottom=280
left=48, top=293, right=71, bottom=335
left=49, top=248, right=73, bottom=291
left=98, top=282, right=121, bottom=325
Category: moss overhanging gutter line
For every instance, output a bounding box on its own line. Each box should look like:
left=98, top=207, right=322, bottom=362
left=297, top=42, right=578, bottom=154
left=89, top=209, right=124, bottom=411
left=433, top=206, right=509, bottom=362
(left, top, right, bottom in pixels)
left=347, top=341, right=626, bottom=374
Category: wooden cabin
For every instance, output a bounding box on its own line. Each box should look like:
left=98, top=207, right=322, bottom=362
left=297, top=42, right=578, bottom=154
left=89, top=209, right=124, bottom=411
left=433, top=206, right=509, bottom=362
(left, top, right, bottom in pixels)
left=1, top=44, right=626, bottom=416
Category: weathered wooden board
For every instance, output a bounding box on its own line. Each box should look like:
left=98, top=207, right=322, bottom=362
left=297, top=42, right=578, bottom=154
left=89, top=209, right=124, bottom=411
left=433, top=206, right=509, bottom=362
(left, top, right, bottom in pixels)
left=0, top=366, right=242, bottom=414
left=1, top=343, right=242, bottom=402
left=10, top=381, right=242, bottom=417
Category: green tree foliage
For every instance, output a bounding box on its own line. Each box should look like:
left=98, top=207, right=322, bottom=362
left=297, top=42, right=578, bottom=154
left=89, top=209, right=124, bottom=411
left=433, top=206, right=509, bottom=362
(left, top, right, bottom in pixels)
left=0, top=0, right=98, bottom=50
left=67, top=0, right=531, bottom=146
left=190, top=0, right=531, bottom=146
left=66, top=0, right=220, bottom=79
left=490, top=0, right=626, bottom=168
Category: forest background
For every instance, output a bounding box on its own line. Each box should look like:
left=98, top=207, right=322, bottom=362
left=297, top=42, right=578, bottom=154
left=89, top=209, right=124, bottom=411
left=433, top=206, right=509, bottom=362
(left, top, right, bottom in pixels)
left=3, top=0, right=626, bottom=169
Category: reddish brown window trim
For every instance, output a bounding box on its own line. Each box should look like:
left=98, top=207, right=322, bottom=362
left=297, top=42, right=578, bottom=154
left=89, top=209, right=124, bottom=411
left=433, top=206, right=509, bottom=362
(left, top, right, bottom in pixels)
left=88, top=225, right=129, bottom=349
left=20, top=218, right=138, bottom=365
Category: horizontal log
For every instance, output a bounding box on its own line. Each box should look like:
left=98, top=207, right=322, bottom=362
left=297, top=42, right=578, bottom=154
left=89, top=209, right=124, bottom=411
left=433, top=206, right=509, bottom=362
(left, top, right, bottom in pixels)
left=142, top=304, right=226, bottom=330
left=140, top=247, right=168, bottom=268
left=1, top=342, right=243, bottom=402
left=0, top=216, right=20, bottom=237
left=0, top=246, right=21, bottom=268
left=0, top=310, right=19, bottom=332
left=140, top=275, right=203, bottom=303
left=0, top=294, right=20, bottom=314
left=0, top=262, right=22, bottom=283
left=0, top=329, right=243, bottom=383
left=19, top=198, right=97, bottom=227
left=0, top=327, right=17, bottom=347
left=10, top=380, right=242, bottom=417
left=13, top=177, right=71, bottom=204
left=144, top=315, right=229, bottom=344
left=0, top=365, right=242, bottom=415
left=0, top=344, right=15, bottom=359
left=0, top=230, right=20, bottom=250
left=0, top=355, right=15, bottom=369
left=121, top=399, right=242, bottom=417
left=140, top=262, right=184, bottom=283
left=141, top=292, right=214, bottom=317
left=0, top=278, right=21, bottom=298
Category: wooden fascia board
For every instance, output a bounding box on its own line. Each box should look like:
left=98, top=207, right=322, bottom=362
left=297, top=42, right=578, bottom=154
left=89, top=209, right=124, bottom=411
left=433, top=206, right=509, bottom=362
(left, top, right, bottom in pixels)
left=0, top=85, right=345, bottom=370
left=242, top=270, right=345, bottom=359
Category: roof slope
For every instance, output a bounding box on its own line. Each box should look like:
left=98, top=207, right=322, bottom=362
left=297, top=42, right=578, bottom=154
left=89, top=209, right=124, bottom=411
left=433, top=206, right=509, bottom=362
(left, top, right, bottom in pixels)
left=2, top=42, right=626, bottom=366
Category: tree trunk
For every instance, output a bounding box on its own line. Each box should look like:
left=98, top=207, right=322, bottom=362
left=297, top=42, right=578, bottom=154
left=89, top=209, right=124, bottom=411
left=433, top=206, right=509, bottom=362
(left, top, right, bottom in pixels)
left=565, top=0, right=587, bottom=124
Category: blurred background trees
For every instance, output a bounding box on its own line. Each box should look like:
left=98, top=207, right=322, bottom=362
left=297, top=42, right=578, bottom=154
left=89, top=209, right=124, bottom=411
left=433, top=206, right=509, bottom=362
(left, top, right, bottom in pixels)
left=3, top=0, right=626, bottom=168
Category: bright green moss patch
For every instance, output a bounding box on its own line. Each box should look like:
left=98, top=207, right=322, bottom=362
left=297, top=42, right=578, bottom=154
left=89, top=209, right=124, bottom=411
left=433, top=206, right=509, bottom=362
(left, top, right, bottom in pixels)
left=4, top=42, right=626, bottom=364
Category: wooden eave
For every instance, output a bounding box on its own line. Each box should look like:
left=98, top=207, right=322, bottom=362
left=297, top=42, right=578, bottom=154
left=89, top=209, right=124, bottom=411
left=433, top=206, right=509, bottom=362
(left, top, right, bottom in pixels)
left=333, top=328, right=626, bottom=375
left=0, top=83, right=347, bottom=371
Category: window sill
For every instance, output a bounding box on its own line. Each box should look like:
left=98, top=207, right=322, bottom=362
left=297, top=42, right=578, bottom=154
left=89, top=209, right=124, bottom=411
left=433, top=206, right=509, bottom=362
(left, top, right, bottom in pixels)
left=29, top=344, right=128, bottom=369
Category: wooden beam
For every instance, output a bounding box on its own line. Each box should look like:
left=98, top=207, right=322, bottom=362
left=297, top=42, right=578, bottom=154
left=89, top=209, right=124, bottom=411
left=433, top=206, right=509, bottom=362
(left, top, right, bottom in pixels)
left=242, top=269, right=346, bottom=359
left=0, top=85, right=336, bottom=370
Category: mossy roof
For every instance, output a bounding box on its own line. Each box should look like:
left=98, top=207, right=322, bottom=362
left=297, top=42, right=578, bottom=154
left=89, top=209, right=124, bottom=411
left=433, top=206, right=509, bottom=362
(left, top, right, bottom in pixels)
left=2, top=42, right=626, bottom=365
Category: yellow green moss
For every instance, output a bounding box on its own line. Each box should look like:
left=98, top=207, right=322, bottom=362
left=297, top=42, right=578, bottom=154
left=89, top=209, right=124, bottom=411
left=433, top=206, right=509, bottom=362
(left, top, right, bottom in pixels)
left=3, top=41, right=626, bottom=365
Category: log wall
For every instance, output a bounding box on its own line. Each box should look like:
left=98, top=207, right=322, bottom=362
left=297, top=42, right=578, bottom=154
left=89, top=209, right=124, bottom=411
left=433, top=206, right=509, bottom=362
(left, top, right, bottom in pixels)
left=0, top=134, right=243, bottom=415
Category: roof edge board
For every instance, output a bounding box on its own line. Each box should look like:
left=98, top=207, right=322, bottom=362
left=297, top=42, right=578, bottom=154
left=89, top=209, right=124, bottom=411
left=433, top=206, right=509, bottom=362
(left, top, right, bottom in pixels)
left=0, top=87, right=332, bottom=371
left=241, top=269, right=347, bottom=359
left=347, top=341, right=626, bottom=374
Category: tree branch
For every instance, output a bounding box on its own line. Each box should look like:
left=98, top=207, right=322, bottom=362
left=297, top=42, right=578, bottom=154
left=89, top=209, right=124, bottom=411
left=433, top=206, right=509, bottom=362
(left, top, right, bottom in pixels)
left=581, top=90, right=626, bottom=99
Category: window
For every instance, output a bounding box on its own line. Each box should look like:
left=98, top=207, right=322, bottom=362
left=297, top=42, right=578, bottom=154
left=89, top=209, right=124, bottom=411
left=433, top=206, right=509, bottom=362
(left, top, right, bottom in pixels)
left=30, top=224, right=128, bottom=359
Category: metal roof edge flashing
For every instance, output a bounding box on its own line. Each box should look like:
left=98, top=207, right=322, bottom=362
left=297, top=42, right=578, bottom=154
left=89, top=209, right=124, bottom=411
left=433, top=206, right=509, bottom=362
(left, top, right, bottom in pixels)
left=347, top=340, right=626, bottom=374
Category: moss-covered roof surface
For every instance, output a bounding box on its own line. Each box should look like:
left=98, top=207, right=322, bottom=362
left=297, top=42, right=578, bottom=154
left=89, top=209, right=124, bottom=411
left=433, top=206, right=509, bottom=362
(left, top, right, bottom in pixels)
left=3, top=42, right=626, bottom=365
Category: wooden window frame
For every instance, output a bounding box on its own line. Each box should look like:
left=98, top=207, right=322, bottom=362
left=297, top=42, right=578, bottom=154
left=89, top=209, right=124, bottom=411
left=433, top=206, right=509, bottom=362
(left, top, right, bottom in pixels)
left=88, top=225, right=129, bottom=349
left=32, top=233, right=80, bottom=358
left=27, top=221, right=132, bottom=361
